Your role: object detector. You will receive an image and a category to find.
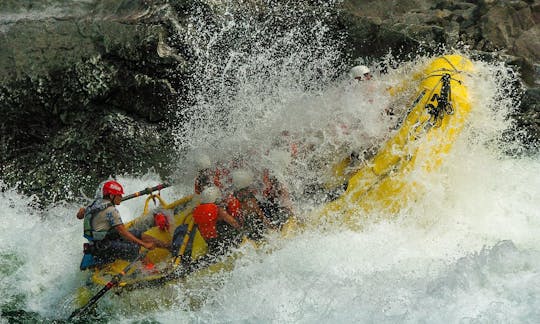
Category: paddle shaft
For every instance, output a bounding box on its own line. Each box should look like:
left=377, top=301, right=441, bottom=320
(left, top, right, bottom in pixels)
left=174, top=220, right=196, bottom=267
left=69, top=250, right=149, bottom=320
left=121, top=183, right=170, bottom=202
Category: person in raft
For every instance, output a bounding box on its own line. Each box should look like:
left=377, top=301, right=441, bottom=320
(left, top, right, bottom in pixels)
left=78, top=180, right=170, bottom=268
left=192, top=186, right=242, bottom=258
left=227, top=169, right=275, bottom=241
left=259, top=168, right=294, bottom=229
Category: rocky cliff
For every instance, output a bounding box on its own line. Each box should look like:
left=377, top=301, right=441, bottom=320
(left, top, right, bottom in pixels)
left=0, top=0, right=538, bottom=204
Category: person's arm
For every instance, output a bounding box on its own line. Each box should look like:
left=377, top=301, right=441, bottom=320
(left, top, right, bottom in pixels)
left=247, top=198, right=275, bottom=229
left=194, top=175, right=202, bottom=194
left=279, top=187, right=295, bottom=216
left=218, top=208, right=241, bottom=230
left=115, top=224, right=155, bottom=250
left=76, top=208, right=86, bottom=219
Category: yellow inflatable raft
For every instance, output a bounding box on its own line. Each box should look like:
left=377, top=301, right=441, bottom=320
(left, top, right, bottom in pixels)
left=77, top=54, right=475, bottom=304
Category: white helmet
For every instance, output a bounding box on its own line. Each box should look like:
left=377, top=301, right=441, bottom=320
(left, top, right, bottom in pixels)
left=231, top=169, right=254, bottom=189
left=195, top=153, right=212, bottom=170
left=200, top=186, right=221, bottom=204
left=350, top=65, right=370, bottom=79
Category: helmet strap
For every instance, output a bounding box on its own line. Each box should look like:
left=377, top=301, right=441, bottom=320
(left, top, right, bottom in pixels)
left=104, top=194, right=115, bottom=204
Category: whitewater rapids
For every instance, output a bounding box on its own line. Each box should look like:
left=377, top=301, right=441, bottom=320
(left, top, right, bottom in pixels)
left=1, top=1, right=539, bottom=322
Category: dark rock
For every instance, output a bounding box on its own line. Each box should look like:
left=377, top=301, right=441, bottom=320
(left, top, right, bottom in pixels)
left=506, top=55, right=538, bottom=87
left=511, top=87, right=540, bottom=149
left=0, top=1, right=189, bottom=204
left=513, top=25, right=540, bottom=62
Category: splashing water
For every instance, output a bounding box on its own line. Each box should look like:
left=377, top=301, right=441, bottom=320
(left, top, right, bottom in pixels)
left=1, top=1, right=540, bottom=322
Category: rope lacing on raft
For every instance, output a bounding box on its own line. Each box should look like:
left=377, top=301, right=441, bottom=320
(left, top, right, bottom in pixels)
left=422, top=72, right=464, bottom=129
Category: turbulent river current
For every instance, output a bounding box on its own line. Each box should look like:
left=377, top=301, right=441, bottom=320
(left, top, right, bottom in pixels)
left=1, top=2, right=540, bottom=323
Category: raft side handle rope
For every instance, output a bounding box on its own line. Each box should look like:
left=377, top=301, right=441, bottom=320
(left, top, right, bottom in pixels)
left=424, top=73, right=453, bottom=128
left=420, top=73, right=463, bottom=85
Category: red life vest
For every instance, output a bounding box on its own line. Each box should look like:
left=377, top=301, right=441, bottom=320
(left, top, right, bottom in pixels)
left=213, top=168, right=223, bottom=188
left=226, top=194, right=241, bottom=218
left=193, top=203, right=219, bottom=240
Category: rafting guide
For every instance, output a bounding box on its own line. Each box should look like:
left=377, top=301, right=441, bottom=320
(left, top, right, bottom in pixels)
left=78, top=180, right=170, bottom=271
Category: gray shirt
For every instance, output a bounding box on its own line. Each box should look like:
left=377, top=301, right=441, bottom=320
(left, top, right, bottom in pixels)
left=91, top=205, right=123, bottom=235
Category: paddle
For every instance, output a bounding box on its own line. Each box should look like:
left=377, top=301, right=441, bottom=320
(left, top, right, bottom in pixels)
left=172, top=219, right=197, bottom=268
left=69, top=249, right=149, bottom=320
left=77, top=183, right=171, bottom=219
left=121, top=183, right=170, bottom=202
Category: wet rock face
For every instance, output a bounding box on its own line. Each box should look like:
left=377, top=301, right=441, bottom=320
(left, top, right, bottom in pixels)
left=0, top=0, right=539, bottom=204
left=0, top=0, right=189, bottom=203
left=515, top=88, right=540, bottom=144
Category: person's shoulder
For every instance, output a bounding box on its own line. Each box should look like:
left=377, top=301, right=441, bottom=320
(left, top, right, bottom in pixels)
left=103, top=205, right=120, bottom=215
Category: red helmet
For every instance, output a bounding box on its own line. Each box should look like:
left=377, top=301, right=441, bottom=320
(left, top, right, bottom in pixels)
left=154, top=212, right=170, bottom=231
left=102, top=180, right=124, bottom=196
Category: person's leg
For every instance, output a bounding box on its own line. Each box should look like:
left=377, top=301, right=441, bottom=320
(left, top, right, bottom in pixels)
left=106, top=240, right=140, bottom=262
left=124, top=230, right=167, bottom=269
left=110, top=239, right=156, bottom=270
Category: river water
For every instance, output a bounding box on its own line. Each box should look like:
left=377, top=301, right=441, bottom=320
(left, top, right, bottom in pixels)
left=1, top=1, right=540, bottom=323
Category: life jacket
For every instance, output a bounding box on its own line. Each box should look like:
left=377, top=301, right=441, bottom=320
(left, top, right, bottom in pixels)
left=226, top=194, right=241, bottom=218
left=290, top=142, right=298, bottom=157
left=213, top=168, right=223, bottom=188
left=82, top=199, right=112, bottom=241
left=193, top=203, right=219, bottom=240
left=263, top=175, right=283, bottom=206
